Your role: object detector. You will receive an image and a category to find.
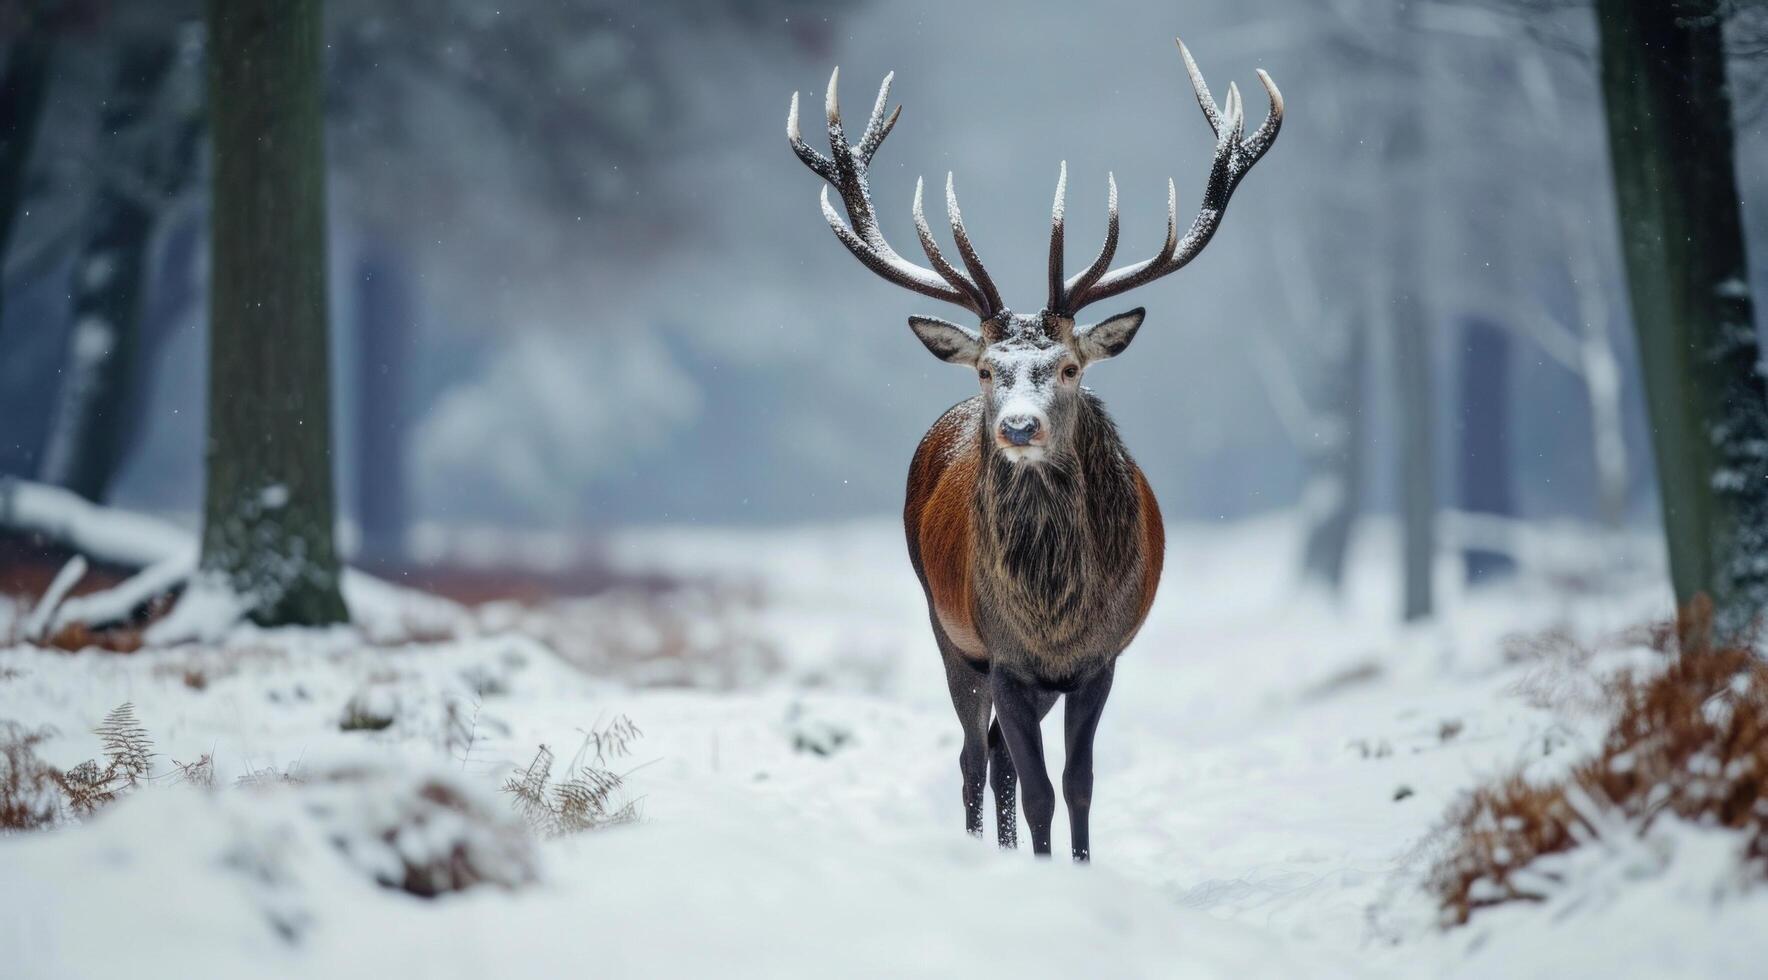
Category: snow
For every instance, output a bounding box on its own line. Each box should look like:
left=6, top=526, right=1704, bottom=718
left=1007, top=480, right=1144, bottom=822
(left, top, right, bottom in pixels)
left=21, top=555, right=86, bottom=640
left=0, top=478, right=190, bottom=568
left=3, top=509, right=1765, bottom=977
left=0, top=478, right=463, bottom=643
left=52, top=553, right=193, bottom=632
left=142, top=571, right=252, bottom=645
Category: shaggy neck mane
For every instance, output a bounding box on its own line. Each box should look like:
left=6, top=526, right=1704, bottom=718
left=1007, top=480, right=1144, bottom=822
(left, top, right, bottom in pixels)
left=974, top=394, right=1142, bottom=619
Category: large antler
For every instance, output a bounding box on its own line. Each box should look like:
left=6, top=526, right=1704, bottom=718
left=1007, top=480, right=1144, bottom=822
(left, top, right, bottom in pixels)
left=789, top=69, right=1003, bottom=319
left=1048, top=38, right=1283, bottom=316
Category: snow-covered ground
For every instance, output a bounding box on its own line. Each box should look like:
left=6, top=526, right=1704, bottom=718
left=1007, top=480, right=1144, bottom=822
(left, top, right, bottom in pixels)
left=2, top=513, right=1760, bottom=978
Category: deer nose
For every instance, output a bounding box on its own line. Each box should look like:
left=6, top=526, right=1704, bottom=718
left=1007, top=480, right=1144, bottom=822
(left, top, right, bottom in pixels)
left=999, top=415, right=1041, bottom=447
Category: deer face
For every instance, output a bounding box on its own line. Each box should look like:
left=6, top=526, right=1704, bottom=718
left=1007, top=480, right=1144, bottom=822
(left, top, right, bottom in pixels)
left=910, top=308, right=1144, bottom=464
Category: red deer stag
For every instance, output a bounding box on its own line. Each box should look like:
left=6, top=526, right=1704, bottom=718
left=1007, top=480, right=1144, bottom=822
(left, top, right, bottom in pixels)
left=787, top=39, right=1282, bottom=860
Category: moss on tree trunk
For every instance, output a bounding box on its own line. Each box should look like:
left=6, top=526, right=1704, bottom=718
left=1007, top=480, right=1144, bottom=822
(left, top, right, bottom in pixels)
left=202, top=0, right=347, bottom=626
left=1596, top=0, right=1768, bottom=639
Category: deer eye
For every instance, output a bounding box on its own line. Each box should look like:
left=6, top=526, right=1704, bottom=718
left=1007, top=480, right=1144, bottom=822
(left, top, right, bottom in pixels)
left=1062, top=364, right=1079, bottom=380
left=978, top=368, right=992, bottom=381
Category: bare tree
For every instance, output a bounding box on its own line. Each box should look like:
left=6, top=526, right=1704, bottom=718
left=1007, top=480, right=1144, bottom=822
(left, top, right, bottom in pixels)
left=36, top=27, right=203, bottom=503
left=1387, top=5, right=1436, bottom=622
left=0, top=4, right=56, bottom=348
left=1246, top=232, right=1367, bottom=596
left=1511, top=48, right=1631, bottom=531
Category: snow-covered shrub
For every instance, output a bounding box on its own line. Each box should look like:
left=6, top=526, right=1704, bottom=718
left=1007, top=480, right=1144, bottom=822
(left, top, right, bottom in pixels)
left=339, top=685, right=401, bottom=731
left=291, top=760, right=536, bottom=898
left=1432, top=609, right=1768, bottom=924
left=782, top=701, right=853, bottom=756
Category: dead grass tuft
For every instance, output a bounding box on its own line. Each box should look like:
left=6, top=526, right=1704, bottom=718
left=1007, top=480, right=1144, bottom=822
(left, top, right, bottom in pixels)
left=236, top=762, right=307, bottom=789
left=171, top=754, right=215, bottom=788
left=1433, top=603, right=1768, bottom=924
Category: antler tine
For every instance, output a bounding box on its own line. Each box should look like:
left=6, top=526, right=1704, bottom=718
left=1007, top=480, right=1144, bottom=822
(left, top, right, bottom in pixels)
left=913, top=177, right=990, bottom=313
left=1246, top=68, right=1284, bottom=163
left=1177, top=37, right=1222, bottom=136
left=946, top=173, right=1004, bottom=316
left=1047, top=161, right=1067, bottom=312
left=1223, top=81, right=1244, bottom=138
left=816, top=187, right=952, bottom=304
left=1059, top=172, right=1120, bottom=312
left=857, top=72, right=901, bottom=163
left=1162, top=177, right=1178, bottom=259
left=1062, top=40, right=1282, bottom=314
left=791, top=67, right=993, bottom=315
left=787, top=92, right=836, bottom=182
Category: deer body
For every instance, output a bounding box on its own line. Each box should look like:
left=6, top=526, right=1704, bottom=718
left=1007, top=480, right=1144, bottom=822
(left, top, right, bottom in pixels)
left=906, top=390, right=1163, bottom=688
left=787, top=39, right=1281, bottom=858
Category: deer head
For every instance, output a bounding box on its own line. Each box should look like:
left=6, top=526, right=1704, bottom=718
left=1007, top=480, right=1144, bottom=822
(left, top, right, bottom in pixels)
left=788, top=39, right=1283, bottom=465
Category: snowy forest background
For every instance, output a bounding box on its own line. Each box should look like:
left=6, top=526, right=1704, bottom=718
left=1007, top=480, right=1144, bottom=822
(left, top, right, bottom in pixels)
left=9, top=0, right=1763, bottom=558
left=5, top=0, right=1768, bottom=977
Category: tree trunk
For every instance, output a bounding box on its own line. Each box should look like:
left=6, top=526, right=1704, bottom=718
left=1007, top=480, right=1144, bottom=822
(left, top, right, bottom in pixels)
left=1596, top=0, right=1767, bottom=640
left=1388, top=36, right=1435, bottom=623
left=1301, top=318, right=1366, bottom=593
left=1457, top=315, right=1516, bottom=583
left=0, top=26, right=57, bottom=348
left=1395, top=298, right=1435, bottom=622
left=202, top=0, right=348, bottom=626
left=352, top=245, right=410, bottom=567
left=38, top=39, right=201, bottom=502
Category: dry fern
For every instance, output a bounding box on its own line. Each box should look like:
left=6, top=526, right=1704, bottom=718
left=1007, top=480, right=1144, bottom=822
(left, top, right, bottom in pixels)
left=95, top=702, right=154, bottom=786
left=502, top=716, right=643, bottom=837
left=0, top=722, right=62, bottom=830
left=52, top=759, right=122, bottom=816
left=1433, top=604, right=1768, bottom=924
left=40, top=702, right=160, bottom=817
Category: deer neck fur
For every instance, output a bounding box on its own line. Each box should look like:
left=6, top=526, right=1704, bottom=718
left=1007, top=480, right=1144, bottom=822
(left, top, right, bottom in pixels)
left=970, top=390, right=1145, bottom=681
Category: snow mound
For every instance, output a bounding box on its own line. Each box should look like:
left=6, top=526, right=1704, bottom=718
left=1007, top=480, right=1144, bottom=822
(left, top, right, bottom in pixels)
left=287, top=756, right=537, bottom=899
left=2, top=759, right=536, bottom=972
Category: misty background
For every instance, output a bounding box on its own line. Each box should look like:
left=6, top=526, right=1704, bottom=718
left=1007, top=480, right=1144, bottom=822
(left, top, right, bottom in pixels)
left=3, top=0, right=1765, bottom=552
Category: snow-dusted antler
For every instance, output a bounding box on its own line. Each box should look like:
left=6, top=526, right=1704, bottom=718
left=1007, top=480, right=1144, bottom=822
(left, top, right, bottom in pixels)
left=1049, top=38, right=1284, bottom=316
left=788, top=69, right=1003, bottom=320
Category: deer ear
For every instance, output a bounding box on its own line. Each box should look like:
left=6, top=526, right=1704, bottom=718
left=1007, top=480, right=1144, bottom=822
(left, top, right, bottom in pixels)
left=909, top=315, right=984, bottom=364
left=1075, top=307, right=1144, bottom=361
